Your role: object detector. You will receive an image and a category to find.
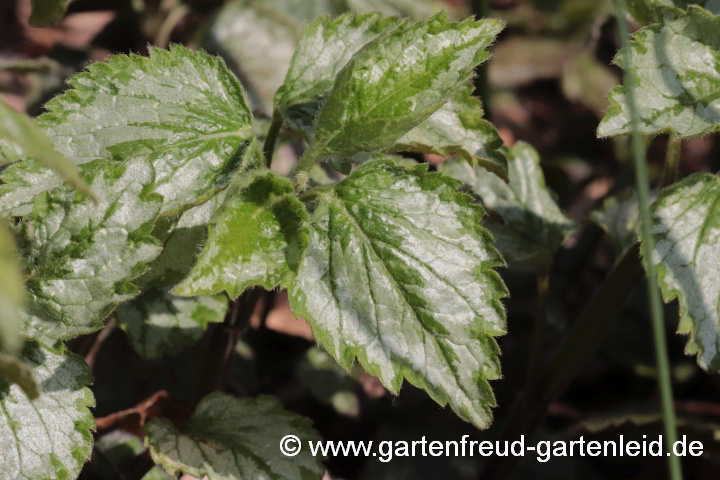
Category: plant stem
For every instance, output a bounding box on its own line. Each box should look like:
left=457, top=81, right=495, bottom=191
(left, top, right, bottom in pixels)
left=613, top=2, right=682, bottom=478
left=526, top=266, right=549, bottom=382
left=263, top=110, right=283, bottom=169
left=482, top=245, right=644, bottom=480
left=662, top=133, right=681, bottom=187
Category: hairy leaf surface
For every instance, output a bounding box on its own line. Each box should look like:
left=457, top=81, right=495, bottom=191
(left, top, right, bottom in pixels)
left=0, top=343, right=94, bottom=480
left=598, top=6, right=720, bottom=138
left=641, top=173, right=720, bottom=371
left=439, top=142, right=574, bottom=266
left=175, top=171, right=308, bottom=298
left=302, top=11, right=504, bottom=166
left=274, top=12, right=398, bottom=140
left=290, top=157, right=506, bottom=429
left=116, top=289, right=227, bottom=359
left=20, top=158, right=163, bottom=346
left=1, top=46, right=253, bottom=217
left=391, top=85, right=508, bottom=179
left=144, top=392, right=324, bottom=480
left=139, top=139, right=264, bottom=291
left=0, top=99, right=91, bottom=197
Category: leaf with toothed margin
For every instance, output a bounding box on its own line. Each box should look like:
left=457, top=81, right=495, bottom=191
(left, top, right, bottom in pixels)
left=115, top=288, right=227, bottom=359
left=274, top=12, right=399, bottom=140
left=439, top=142, right=575, bottom=267
left=0, top=342, right=95, bottom=480
left=144, top=392, right=324, bottom=480
left=289, top=156, right=507, bottom=429
left=390, top=85, right=508, bottom=180
left=137, top=138, right=265, bottom=292
left=301, top=11, right=504, bottom=168
left=19, top=157, right=163, bottom=347
left=174, top=170, right=308, bottom=298
left=0, top=45, right=254, bottom=218
left=597, top=6, right=720, bottom=138
left=0, top=99, right=91, bottom=198
left=640, top=173, right=720, bottom=371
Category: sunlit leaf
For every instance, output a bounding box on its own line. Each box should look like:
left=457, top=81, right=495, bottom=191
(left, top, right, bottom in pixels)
left=0, top=343, right=94, bottom=480
left=174, top=170, right=308, bottom=298
left=0, top=46, right=254, bottom=218
left=290, top=157, right=506, bottom=429
left=302, top=11, right=504, bottom=168
left=598, top=6, right=720, bottom=138
left=0, top=99, right=92, bottom=198
left=138, top=139, right=265, bottom=291
left=274, top=12, right=398, bottom=141
left=19, top=158, right=163, bottom=346
left=641, top=173, right=720, bottom=371
left=391, top=85, right=508, bottom=179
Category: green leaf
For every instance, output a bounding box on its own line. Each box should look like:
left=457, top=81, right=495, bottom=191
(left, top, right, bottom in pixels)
left=138, top=139, right=265, bottom=291
left=597, top=6, right=720, bottom=138
left=29, top=0, right=67, bottom=26
left=274, top=12, right=398, bottom=140
left=1, top=46, right=254, bottom=218
left=116, top=288, right=227, bottom=359
left=289, top=157, right=507, bottom=429
left=144, top=392, right=324, bottom=480
left=439, top=142, right=575, bottom=267
left=0, top=220, right=25, bottom=354
left=0, top=158, right=62, bottom=217
left=174, top=171, right=308, bottom=298
left=204, top=0, right=301, bottom=115
left=0, top=342, right=94, bottom=480
left=626, top=0, right=720, bottom=25
left=20, top=158, right=163, bottom=346
left=640, top=173, right=720, bottom=371
left=0, top=99, right=92, bottom=198
left=300, top=11, right=504, bottom=168
left=391, top=85, right=508, bottom=179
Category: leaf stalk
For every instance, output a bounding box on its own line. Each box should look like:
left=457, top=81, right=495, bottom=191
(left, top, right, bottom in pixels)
left=263, top=110, right=284, bottom=169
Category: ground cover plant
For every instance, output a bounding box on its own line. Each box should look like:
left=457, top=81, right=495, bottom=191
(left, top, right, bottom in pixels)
left=0, top=0, right=719, bottom=479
